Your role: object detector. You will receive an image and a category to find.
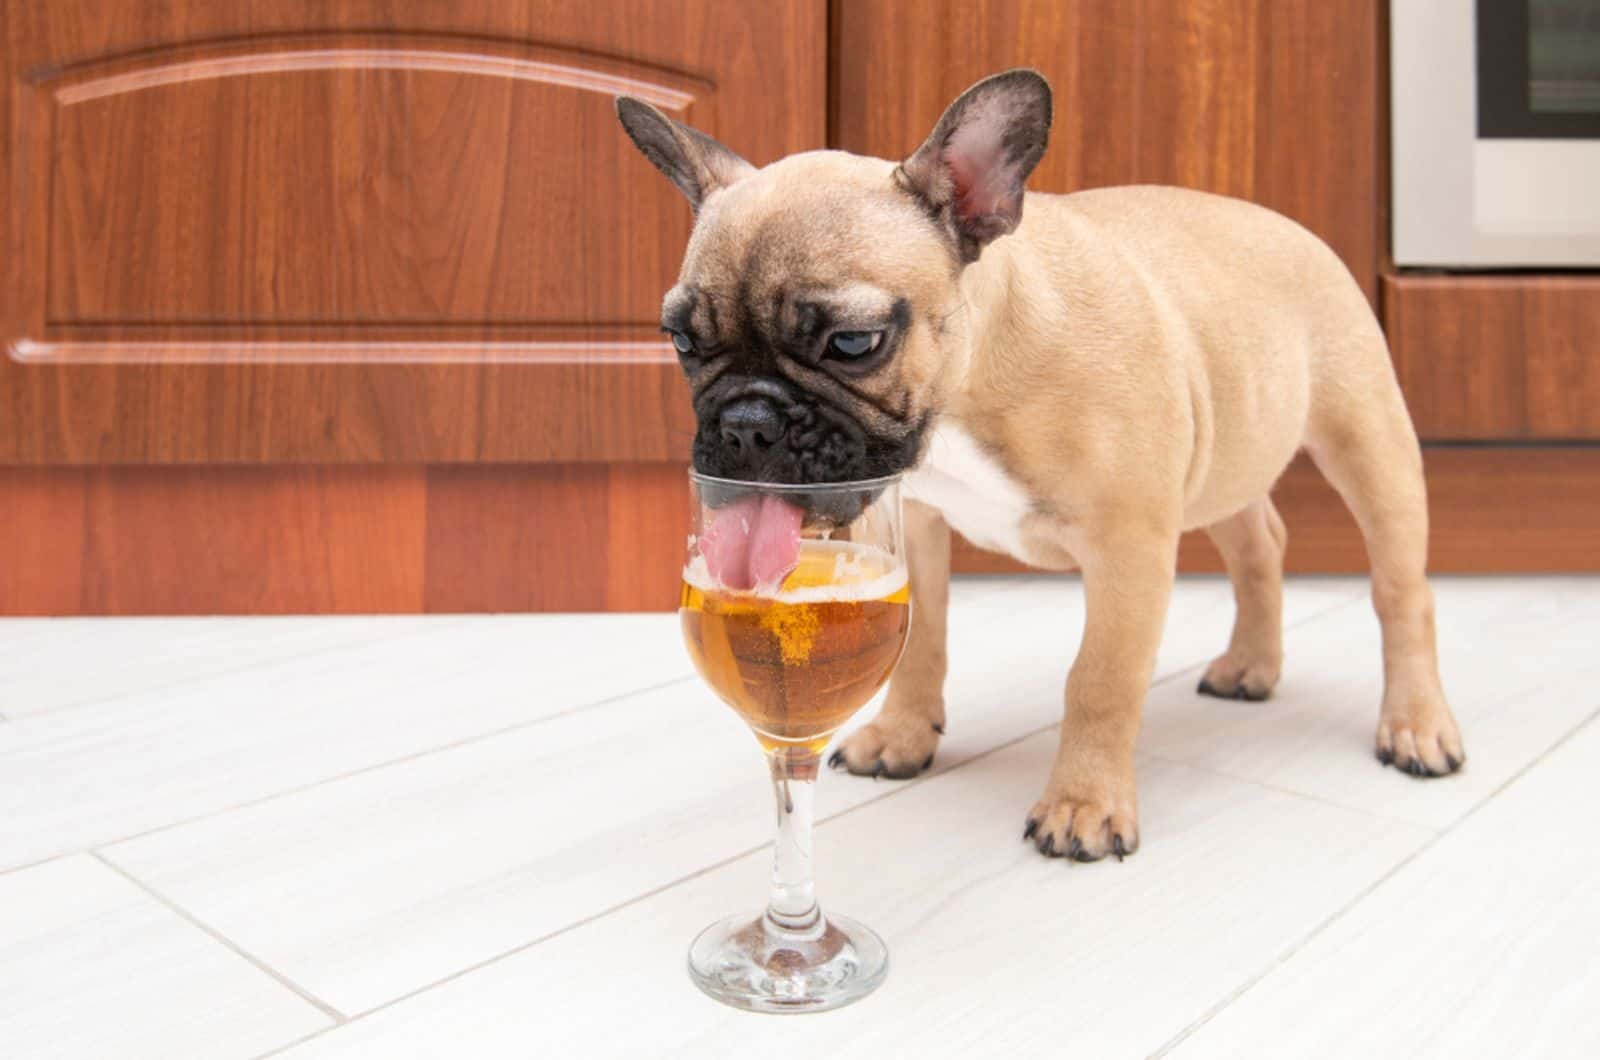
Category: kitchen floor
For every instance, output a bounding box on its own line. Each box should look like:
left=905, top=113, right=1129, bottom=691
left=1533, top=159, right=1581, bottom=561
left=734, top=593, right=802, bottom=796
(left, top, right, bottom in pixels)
left=3, top=574, right=1597, bottom=1060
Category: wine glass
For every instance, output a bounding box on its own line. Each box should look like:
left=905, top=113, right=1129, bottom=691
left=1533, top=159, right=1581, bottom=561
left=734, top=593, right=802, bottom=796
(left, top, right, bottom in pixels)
left=679, top=470, right=909, bottom=1012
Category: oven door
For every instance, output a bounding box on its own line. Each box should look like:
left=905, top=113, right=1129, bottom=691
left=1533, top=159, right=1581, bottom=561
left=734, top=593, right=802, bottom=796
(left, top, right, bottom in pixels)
left=1392, top=0, right=1600, bottom=266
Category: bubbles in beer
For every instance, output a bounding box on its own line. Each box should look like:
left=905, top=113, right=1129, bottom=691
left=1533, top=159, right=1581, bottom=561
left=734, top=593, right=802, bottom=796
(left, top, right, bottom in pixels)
left=681, top=541, right=911, bottom=752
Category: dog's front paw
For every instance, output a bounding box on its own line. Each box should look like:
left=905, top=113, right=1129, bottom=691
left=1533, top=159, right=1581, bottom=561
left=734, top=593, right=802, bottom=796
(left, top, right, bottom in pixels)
left=828, top=712, right=942, bottom=780
left=1376, top=693, right=1465, bottom=778
left=1196, top=650, right=1281, bottom=701
left=1024, top=790, right=1139, bottom=863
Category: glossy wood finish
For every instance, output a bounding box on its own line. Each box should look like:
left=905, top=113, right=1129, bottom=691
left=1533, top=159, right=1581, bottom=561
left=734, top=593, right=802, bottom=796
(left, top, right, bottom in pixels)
left=832, top=0, right=1382, bottom=303
left=0, top=1, right=823, bottom=463
left=0, top=464, right=687, bottom=615
left=5, top=448, right=1597, bottom=615
left=953, top=449, right=1600, bottom=575
left=2, top=2, right=1588, bottom=612
left=423, top=463, right=688, bottom=613
left=1384, top=274, right=1600, bottom=440
left=0, top=467, right=428, bottom=614
left=38, top=39, right=704, bottom=329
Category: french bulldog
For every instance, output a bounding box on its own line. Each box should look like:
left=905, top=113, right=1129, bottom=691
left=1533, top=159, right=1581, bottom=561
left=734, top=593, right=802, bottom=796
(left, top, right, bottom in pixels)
left=615, top=69, right=1464, bottom=862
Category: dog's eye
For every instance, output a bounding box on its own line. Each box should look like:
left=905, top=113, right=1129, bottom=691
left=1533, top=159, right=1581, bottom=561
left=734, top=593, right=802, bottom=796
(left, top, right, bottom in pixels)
left=826, top=331, right=882, bottom=360
left=666, top=330, right=695, bottom=356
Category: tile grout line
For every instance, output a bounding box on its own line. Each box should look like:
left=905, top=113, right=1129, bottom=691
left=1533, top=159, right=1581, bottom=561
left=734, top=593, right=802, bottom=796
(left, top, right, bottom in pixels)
left=14, top=593, right=1021, bottom=871
left=0, top=850, right=74, bottom=882
left=93, top=673, right=700, bottom=858
left=0, top=616, right=483, bottom=724
left=89, top=580, right=1351, bottom=868
left=1138, top=750, right=1449, bottom=831
left=1143, top=586, right=1600, bottom=831
left=0, top=576, right=1342, bottom=724
left=13, top=590, right=1044, bottom=866
left=249, top=831, right=777, bottom=1059
left=90, top=850, right=349, bottom=1027
left=1146, top=701, right=1600, bottom=1060
left=245, top=587, right=1371, bottom=1058
left=251, top=717, right=1063, bottom=1058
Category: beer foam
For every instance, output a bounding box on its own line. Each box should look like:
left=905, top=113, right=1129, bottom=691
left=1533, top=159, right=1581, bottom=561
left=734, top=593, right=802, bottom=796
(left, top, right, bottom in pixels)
left=684, top=540, right=908, bottom=602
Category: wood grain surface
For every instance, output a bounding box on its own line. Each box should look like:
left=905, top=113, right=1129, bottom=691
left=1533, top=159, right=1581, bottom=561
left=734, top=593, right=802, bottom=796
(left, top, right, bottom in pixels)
left=1385, top=274, right=1600, bottom=440
left=5, top=450, right=1597, bottom=615
left=831, top=0, right=1382, bottom=303
left=0, top=466, right=427, bottom=614
left=0, top=0, right=823, bottom=463
left=423, top=463, right=689, bottom=613
left=954, top=449, right=1600, bottom=576
left=0, top=464, right=689, bottom=615
left=2, top=1, right=1590, bottom=613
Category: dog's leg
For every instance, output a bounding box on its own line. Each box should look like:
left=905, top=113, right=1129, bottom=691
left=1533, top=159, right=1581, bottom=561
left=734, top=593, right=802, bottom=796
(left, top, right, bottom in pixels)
left=1027, top=527, right=1177, bottom=861
left=1197, top=497, right=1286, bottom=701
left=1307, top=360, right=1464, bottom=777
left=830, top=499, right=950, bottom=779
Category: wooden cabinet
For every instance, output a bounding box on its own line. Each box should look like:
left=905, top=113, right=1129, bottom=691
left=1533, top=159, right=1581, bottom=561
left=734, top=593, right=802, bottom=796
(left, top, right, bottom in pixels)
left=1, top=0, right=825, bottom=612
left=1386, top=276, right=1600, bottom=440
left=1, top=1, right=825, bottom=464
left=834, top=0, right=1383, bottom=304
left=3, top=2, right=1594, bottom=613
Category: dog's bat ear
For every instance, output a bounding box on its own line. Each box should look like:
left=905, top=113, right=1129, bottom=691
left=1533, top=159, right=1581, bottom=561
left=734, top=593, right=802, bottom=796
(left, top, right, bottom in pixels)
left=614, top=97, right=755, bottom=214
left=897, top=69, right=1053, bottom=263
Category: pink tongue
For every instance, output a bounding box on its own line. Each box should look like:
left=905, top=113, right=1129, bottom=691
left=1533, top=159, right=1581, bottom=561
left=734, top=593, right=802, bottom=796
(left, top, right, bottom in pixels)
left=700, top=494, right=803, bottom=591
left=747, top=494, right=805, bottom=590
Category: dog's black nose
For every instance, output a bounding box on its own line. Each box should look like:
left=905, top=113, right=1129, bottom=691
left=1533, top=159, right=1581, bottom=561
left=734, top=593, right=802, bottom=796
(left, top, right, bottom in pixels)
left=718, top=397, right=785, bottom=456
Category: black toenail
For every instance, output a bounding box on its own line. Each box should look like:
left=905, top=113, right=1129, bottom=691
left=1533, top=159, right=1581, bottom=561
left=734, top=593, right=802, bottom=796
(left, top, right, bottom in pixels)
left=1445, top=752, right=1462, bottom=772
left=1197, top=679, right=1218, bottom=697
left=1112, top=835, right=1127, bottom=861
left=871, top=761, right=885, bottom=780
left=1024, top=818, right=1039, bottom=841
left=921, top=753, right=935, bottom=771
left=1066, top=837, right=1083, bottom=861
left=931, top=722, right=945, bottom=735
left=1040, top=834, right=1056, bottom=856
left=1376, top=747, right=1394, bottom=766
left=827, top=750, right=844, bottom=769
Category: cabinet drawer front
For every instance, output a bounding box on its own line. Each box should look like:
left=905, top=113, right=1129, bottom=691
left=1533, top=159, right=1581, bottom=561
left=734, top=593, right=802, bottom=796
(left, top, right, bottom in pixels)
left=1385, top=275, right=1600, bottom=440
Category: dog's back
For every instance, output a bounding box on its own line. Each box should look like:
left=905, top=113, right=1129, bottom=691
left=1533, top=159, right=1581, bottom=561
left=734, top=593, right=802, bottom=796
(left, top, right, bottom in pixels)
left=995, top=183, right=1387, bottom=526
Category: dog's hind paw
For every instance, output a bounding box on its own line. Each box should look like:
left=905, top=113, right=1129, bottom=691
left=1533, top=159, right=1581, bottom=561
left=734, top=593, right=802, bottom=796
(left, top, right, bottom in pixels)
left=828, top=712, right=942, bottom=780
left=1376, top=712, right=1465, bottom=778
left=1196, top=651, right=1280, bottom=702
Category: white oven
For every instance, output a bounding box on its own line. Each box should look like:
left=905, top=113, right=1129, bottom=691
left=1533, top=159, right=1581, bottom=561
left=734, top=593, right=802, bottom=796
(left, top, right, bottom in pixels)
left=1392, top=0, right=1600, bottom=266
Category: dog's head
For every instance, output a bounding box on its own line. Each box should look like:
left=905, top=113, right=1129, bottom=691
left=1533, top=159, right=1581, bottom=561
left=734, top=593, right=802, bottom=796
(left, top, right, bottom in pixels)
left=615, top=70, right=1052, bottom=486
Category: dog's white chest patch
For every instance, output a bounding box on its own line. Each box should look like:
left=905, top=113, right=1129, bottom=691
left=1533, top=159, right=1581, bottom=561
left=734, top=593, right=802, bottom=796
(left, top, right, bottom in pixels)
left=903, top=423, right=1035, bottom=561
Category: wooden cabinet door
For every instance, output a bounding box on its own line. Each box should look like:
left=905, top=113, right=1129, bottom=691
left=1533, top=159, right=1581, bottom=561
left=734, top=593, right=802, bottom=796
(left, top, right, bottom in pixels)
left=1, top=1, right=825, bottom=612
left=833, top=0, right=1381, bottom=304
left=2, top=1, right=826, bottom=462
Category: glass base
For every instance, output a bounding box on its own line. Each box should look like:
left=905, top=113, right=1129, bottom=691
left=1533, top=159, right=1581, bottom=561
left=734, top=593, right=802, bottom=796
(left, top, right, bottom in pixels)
left=687, top=911, right=888, bottom=1014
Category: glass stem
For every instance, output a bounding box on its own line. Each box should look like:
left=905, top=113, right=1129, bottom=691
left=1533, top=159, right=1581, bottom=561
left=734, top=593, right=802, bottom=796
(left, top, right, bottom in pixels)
left=765, top=748, right=822, bottom=937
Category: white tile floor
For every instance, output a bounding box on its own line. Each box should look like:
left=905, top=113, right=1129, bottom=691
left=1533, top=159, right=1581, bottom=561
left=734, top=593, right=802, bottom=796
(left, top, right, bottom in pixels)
left=3, top=575, right=1597, bottom=1059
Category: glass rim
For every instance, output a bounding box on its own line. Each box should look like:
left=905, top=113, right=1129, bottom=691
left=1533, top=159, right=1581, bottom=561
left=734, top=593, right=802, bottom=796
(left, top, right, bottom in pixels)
left=686, top=469, right=903, bottom=493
